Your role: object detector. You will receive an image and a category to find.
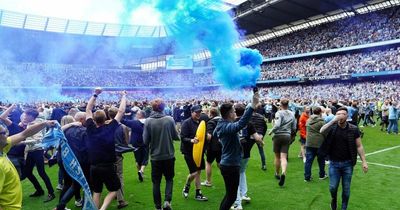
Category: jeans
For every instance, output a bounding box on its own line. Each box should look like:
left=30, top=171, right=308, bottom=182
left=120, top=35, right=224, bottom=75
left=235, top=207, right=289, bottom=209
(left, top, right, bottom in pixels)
left=25, top=149, right=54, bottom=194
left=151, top=158, right=175, bottom=209
left=56, top=161, right=81, bottom=210
left=329, top=160, right=353, bottom=210
left=58, top=168, right=64, bottom=185
left=257, top=144, right=266, bottom=166
left=234, top=158, right=250, bottom=207
left=304, top=147, right=326, bottom=180
left=220, top=165, right=240, bottom=210
left=387, top=119, right=398, bottom=134
left=363, top=114, right=375, bottom=126
left=8, top=155, right=25, bottom=180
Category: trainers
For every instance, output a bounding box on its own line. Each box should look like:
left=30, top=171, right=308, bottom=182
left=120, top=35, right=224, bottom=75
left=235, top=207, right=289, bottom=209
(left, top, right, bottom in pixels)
left=201, top=181, right=212, bottom=187
left=117, top=201, right=129, bottom=209
left=44, top=193, right=56, bottom=203
left=75, top=199, right=83, bottom=207
left=274, top=173, right=280, bottom=180
left=261, top=165, right=267, bottom=171
left=195, top=193, right=208, bottom=201
left=162, top=201, right=172, bottom=210
left=182, top=185, right=190, bottom=198
left=29, top=190, right=44, bottom=197
left=56, top=184, right=63, bottom=191
left=241, top=195, right=251, bottom=202
left=278, top=174, right=286, bottom=187
left=319, top=175, right=328, bottom=180
left=138, top=171, right=144, bottom=182
left=230, top=205, right=243, bottom=210
left=304, top=178, right=313, bottom=182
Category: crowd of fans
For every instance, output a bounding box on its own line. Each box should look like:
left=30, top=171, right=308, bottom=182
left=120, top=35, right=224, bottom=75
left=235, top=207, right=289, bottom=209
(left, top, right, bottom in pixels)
left=0, top=63, right=218, bottom=87
left=26, top=80, right=398, bottom=103
left=1, top=46, right=400, bottom=88
left=254, top=6, right=400, bottom=58
left=261, top=47, right=400, bottom=80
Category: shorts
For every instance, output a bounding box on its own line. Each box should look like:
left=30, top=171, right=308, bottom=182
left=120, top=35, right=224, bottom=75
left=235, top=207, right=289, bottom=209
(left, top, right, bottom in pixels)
left=273, top=135, right=291, bottom=154
left=90, top=164, right=121, bottom=193
left=382, top=116, right=389, bottom=124
left=299, top=137, right=306, bottom=145
left=184, top=154, right=205, bottom=174
left=206, top=150, right=221, bottom=164
left=134, top=147, right=149, bottom=166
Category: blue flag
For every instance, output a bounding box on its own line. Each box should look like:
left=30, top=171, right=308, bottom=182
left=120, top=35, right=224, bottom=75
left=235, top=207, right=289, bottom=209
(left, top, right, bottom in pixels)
left=42, top=124, right=97, bottom=210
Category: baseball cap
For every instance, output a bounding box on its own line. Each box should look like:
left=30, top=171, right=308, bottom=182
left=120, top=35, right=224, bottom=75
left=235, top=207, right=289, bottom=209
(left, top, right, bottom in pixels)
left=191, top=105, right=202, bottom=113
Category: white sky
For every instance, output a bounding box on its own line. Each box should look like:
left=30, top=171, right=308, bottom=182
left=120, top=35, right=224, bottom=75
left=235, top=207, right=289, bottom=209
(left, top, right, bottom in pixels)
left=0, top=0, right=244, bottom=25
left=0, top=0, right=163, bottom=25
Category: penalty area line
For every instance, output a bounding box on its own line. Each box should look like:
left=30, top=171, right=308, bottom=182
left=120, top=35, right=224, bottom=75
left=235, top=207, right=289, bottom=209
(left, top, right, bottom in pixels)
left=357, top=160, right=400, bottom=169
left=365, top=145, right=400, bottom=157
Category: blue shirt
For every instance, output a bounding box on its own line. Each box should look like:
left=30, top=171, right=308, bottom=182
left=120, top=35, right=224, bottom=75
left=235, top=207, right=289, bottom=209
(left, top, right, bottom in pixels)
left=214, top=107, right=254, bottom=166
left=389, top=106, right=398, bottom=120
left=325, top=114, right=334, bottom=123
left=347, top=106, right=356, bottom=121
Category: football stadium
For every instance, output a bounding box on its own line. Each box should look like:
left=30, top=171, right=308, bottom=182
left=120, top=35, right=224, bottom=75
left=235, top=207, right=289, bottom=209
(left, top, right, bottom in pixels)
left=0, top=0, right=399, bottom=209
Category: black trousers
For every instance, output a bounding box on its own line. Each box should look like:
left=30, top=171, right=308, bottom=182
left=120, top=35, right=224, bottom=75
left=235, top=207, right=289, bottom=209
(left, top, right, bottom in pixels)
left=151, top=158, right=175, bottom=209
left=219, top=165, right=240, bottom=210
left=25, top=149, right=54, bottom=194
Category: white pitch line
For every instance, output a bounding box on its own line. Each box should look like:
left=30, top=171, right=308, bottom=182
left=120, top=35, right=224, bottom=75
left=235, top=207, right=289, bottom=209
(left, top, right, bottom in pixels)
left=365, top=145, right=400, bottom=157
left=357, top=160, right=400, bottom=169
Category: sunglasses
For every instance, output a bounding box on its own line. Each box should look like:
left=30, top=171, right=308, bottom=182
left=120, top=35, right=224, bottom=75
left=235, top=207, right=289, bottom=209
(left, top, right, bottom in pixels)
left=0, top=131, right=6, bottom=135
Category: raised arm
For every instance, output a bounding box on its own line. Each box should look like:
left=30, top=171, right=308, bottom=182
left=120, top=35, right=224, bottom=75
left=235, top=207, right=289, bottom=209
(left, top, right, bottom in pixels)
left=86, top=88, right=102, bottom=120
left=9, top=120, right=56, bottom=146
left=0, top=104, right=16, bottom=126
left=320, top=116, right=338, bottom=135
left=61, top=121, right=81, bottom=131
left=114, top=91, right=127, bottom=123
left=224, top=92, right=259, bottom=134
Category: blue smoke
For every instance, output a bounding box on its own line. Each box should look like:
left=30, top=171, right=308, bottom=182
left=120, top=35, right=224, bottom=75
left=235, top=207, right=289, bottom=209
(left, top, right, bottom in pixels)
left=122, top=0, right=262, bottom=89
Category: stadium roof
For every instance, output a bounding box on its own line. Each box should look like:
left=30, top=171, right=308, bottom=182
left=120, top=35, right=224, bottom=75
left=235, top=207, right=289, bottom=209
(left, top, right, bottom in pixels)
left=234, top=0, right=397, bottom=34
left=0, top=0, right=246, bottom=38
left=0, top=0, right=398, bottom=38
